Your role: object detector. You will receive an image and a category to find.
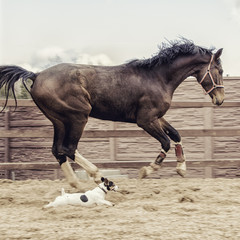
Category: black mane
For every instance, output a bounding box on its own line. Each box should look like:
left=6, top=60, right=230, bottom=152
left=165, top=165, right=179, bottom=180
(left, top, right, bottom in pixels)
left=128, top=39, right=214, bottom=69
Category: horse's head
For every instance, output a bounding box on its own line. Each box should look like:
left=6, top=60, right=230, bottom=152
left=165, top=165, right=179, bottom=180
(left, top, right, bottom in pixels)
left=197, top=48, right=224, bottom=106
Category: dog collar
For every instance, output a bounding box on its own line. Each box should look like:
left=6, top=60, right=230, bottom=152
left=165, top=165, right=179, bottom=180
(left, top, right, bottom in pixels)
left=98, top=186, right=107, bottom=194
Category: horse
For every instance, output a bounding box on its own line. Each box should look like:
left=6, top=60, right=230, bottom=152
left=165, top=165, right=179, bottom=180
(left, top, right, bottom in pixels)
left=0, top=39, right=224, bottom=189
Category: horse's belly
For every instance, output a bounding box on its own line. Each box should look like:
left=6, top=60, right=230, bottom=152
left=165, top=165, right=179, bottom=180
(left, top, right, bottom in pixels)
left=89, top=107, right=136, bottom=123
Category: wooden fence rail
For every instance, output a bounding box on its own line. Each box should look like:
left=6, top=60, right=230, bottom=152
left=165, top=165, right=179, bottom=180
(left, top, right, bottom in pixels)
left=1, top=99, right=240, bottom=179
left=1, top=159, right=240, bottom=170
left=1, top=100, right=240, bottom=139
left=1, top=128, right=240, bottom=138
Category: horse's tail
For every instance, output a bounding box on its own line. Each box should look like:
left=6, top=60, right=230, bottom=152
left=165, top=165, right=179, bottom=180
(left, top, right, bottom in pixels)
left=0, top=65, right=37, bottom=112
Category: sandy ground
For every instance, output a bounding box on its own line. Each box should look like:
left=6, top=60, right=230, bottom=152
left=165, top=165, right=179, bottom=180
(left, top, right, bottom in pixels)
left=0, top=178, right=240, bottom=240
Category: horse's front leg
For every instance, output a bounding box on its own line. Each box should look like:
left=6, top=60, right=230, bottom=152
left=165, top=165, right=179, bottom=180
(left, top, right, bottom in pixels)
left=160, top=118, right=186, bottom=177
left=137, top=117, right=170, bottom=179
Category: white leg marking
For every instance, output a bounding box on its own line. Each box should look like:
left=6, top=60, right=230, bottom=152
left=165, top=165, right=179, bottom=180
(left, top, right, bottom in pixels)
left=139, top=160, right=162, bottom=179
left=61, top=160, right=82, bottom=189
left=75, top=150, right=102, bottom=183
left=139, top=150, right=167, bottom=179
left=175, top=142, right=187, bottom=177
left=176, top=160, right=187, bottom=177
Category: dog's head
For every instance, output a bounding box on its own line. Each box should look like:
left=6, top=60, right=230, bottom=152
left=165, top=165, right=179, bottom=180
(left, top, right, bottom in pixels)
left=101, top=177, right=118, bottom=192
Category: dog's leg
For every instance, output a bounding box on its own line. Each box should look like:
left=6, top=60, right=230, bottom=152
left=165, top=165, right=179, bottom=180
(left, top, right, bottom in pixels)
left=44, top=202, right=53, bottom=208
left=44, top=197, right=60, bottom=208
left=97, top=199, right=114, bottom=206
left=74, top=150, right=102, bottom=183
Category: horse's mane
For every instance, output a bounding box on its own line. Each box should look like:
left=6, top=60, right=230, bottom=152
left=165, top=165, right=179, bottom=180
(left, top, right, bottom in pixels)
left=128, top=38, right=215, bottom=69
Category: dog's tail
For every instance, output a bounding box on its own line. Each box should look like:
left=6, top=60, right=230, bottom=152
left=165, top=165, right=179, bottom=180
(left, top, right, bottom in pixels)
left=61, top=188, right=66, bottom=196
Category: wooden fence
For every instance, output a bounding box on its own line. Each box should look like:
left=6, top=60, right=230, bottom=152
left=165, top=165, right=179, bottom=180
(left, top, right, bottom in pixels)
left=1, top=96, right=240, bottom=179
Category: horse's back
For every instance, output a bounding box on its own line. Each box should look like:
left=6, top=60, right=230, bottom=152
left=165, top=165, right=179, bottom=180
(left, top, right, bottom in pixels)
left=30, top=62, right=142, bottom=123
left=32, top=63, right=121, bottom=90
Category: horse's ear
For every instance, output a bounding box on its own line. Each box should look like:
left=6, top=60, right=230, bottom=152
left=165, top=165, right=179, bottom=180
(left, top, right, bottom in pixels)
left=214, top=48, right=223, bottom=61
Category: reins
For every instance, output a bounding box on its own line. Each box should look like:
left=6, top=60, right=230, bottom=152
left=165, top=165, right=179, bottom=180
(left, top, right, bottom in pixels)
left=199, top=55, right=224, bottom=94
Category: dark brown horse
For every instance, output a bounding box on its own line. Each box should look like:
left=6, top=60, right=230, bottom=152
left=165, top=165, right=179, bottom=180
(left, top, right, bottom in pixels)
left=0, top=39, right=224, bottom=189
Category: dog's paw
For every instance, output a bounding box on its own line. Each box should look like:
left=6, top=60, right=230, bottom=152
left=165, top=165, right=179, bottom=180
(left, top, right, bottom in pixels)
left=104, top=201, right=114, bottom=207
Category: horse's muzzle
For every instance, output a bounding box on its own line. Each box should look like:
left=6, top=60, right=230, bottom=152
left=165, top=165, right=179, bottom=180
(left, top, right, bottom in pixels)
left=211, top=89, right=225, bottom=106
left=212, top=97, right=224, bottom=106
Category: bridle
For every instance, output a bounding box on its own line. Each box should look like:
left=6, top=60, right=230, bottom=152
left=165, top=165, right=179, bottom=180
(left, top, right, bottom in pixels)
left=199, top=55, right=224, bottom=94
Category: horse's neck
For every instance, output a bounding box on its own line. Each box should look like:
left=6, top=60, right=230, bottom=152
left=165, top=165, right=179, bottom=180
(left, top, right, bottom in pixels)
left=164, top=54, right=210, bottom=93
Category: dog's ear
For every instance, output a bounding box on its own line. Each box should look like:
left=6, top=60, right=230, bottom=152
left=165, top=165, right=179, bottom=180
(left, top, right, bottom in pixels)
left=101, top=177, right=105, bottom=182
left=104, top=178, right=109, bottom=185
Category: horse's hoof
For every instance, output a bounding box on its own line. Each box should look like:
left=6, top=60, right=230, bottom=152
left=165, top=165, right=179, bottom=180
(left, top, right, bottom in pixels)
left=139, top=167, right=148, bottom=179
left=176, top=168, right=186, bottom=177
left=139, top=166, right=154, bottom=179
left=93, top=171, right=102, bottom=184
left=176, top=161, right=186, bottom=177
left=94, top=178, right=102, bottom=184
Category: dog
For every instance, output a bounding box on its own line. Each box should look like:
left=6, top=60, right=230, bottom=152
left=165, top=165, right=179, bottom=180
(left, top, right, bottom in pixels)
left=44, top=177, right=118, bottom=208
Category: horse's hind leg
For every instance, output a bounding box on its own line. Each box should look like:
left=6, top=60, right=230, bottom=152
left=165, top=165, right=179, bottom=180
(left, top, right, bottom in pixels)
left=52, top=122, right=84, bottom=189
left=62, top=114, right=102, bottom=184
left=160, top=118, right=186, bottom=177
left=51, top=113, right=101, bottom=186
left=74, top=150, right=102, bottom=183
left=31, top=102, right=84, bottom=189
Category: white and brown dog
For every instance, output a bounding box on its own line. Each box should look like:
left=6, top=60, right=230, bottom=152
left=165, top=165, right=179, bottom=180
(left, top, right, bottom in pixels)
left=44, top=177, right=118, bottom=208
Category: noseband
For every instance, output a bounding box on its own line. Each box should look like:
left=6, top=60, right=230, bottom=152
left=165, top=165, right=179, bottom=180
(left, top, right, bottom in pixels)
left=199, top=55, right=224, bottom=94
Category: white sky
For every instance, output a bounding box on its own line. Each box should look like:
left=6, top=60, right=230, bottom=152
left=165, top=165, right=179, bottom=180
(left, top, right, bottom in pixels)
left=0, top=0, right=240, bottom=76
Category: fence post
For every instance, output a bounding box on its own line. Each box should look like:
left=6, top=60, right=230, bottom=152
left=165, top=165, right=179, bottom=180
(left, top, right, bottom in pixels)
left=204, top=166, right=213, bottom=178
left=109, top=122, right=117, bottom=161
left=203, top=95, right=214, bottom=177
left=4, top=109, right=11, bottom=179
